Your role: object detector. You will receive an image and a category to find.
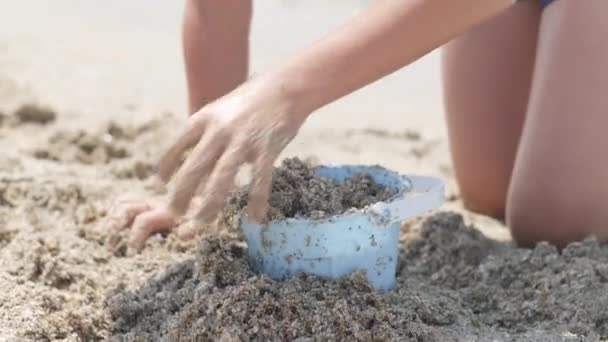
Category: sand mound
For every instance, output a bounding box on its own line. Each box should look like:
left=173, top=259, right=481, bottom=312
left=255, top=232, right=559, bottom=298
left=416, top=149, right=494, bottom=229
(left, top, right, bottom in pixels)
left=108, top=212, right=608, bottom=341
left=224, top=157, right=398, bottom=221
left=1, top=103, right=606, bottom=342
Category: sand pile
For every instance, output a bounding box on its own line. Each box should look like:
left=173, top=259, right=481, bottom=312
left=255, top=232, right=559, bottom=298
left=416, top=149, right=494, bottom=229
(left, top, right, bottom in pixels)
left=1, top=103, right=607, bottom=342
left=108, top=215, right=608, bottom=341
left=223, top=157, right=398, bottom=222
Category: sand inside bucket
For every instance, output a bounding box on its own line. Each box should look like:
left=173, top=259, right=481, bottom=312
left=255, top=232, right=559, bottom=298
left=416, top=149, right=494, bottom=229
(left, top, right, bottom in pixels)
left=223, top=157, right=399, bottom=222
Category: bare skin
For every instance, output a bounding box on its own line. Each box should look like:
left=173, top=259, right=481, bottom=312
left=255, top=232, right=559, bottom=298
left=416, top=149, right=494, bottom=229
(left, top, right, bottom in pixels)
left=160, top=0, right=511, bottom=222
left=109, top=0, right=608, bottom=252
left=107, top=0, right=511, bottom=253
left=182, top=0, right=251, bottom=113
left=442, top=1, right=540, bottom=220
left=443, top=0, right=608, bottom=247
left=506, top=0, right=608, bottom=247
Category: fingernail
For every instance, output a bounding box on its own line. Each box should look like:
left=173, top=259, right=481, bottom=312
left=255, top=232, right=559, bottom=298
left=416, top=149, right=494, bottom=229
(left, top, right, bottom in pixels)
left=193, top=212, right=213, bottom=227
left=177, top=222, right=196, bottom=240
left=126, top=246, right=139, bottom=257
left=248, top=210, right=267, bottom=225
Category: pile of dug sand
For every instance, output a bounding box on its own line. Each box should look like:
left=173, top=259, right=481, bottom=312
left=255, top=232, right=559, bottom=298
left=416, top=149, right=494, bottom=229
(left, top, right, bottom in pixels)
left=108, top=162, right=608, bottom=341
left=108, top=212, right=608, bottom=341
left=223, top=157, right=399, bottom=222
left=1, top=103, right=607, bottom=341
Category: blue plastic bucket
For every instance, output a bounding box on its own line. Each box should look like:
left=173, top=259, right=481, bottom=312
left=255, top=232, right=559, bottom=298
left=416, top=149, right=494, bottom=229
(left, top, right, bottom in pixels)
left=241, top=165, right=444, bottom=290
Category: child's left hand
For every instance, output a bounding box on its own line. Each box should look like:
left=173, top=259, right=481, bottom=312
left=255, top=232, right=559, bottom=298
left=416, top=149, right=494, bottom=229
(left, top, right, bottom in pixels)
left=104, top=194, right=205, bottom=255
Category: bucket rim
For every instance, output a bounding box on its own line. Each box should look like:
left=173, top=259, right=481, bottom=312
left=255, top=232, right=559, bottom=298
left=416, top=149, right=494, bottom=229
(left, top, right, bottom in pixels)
left=241, top=164, right=444, bottom=226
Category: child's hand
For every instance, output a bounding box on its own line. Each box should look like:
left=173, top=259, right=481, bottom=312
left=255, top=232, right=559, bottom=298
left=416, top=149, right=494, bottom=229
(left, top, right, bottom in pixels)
left=158, top=75, right=307, bottom=225
left=103, top=75, right=307, bottom=254
left=103, top=194, right=206, bottom=255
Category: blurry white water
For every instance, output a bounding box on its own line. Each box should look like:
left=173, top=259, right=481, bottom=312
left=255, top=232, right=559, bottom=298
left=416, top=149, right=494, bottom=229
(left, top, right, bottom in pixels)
left=0, top=0, right=445, bottom=137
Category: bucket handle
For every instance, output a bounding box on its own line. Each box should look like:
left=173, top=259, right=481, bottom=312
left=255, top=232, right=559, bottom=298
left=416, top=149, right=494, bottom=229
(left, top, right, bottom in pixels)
left=369, top=175, right=444, bottom=223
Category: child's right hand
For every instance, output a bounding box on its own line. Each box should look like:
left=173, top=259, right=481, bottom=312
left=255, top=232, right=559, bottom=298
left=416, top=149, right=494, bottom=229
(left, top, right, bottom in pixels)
left=158, top=73, right=309, bottom=226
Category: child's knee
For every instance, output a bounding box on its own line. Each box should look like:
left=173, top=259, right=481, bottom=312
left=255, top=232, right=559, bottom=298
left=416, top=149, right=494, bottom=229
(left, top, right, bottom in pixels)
left=458, top=182, right=507, bottom=220
left=506, top=186, right=594, bottom=248
left=506, top=208, right=573, bottom=249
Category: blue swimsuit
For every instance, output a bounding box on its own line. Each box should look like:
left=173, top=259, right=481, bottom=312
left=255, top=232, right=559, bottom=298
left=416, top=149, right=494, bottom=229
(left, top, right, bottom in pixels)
left=540, top=0, right=555, bottom=9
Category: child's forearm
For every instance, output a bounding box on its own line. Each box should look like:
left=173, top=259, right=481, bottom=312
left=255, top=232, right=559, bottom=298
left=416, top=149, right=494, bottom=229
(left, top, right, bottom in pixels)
left=271, top=0, right=513, bottom=117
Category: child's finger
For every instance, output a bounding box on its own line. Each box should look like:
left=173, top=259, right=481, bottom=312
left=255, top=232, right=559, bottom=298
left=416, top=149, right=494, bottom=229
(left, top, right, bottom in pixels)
left=194, top=143, right=246, bottom=224
left=106, top=201, right=151, bottom=235
left=175, top=220, right=202, bottom=241
left=247, top=152, right=277, bottom=224
left=168, top=129, right=227, bottom=216
left=127, top=208, right=177, bottom=254
left=158, top=118, right=206, bottom=183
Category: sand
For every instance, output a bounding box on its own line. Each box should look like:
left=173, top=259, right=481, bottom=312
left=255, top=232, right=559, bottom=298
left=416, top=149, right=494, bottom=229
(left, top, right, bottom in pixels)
left=1, top=108, right=606, bottom=341
left=224, top=157, right=398, bottom=221
left=1, top=1, right=606, bottom=340
left=0, top=106, right=196, bottom=341
left=108, top=212, right=608, bottom=341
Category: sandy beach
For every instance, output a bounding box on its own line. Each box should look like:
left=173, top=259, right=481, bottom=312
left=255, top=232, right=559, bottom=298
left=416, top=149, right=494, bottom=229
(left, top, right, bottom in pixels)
left=1, top=1, right=606, bottom=341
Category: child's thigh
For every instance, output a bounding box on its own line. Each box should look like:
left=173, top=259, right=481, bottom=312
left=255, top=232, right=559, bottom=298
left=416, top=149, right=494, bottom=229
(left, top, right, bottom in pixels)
left=507, top=0, right=608, bottom=246
left=441, top=1, right=540, bottom=218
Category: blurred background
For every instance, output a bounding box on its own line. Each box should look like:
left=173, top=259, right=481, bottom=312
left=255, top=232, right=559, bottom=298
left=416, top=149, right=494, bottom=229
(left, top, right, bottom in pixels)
left=2, top=0, right=473, bottom=229
left=0, top=0, right=445, bottom=137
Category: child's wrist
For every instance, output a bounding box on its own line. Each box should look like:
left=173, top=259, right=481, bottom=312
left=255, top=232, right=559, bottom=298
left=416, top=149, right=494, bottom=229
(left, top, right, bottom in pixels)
left=260, top=70, right=317, bottom=123
left=278, top=68, right=336, bottom=123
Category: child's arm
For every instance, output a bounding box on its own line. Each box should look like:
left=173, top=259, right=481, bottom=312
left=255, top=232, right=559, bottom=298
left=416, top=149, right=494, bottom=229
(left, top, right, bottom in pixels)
left=160, top=0, right=514, bottom=223
left=274, top=0, right=513, bottom=116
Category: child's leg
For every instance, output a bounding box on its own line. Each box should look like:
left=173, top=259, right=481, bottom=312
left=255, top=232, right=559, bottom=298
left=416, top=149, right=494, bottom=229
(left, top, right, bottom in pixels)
left=183, top=0, right=252, bottom=113
left=441, top=1, right=541, bottom=219
left=507, top=0, right=608, bottom=247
